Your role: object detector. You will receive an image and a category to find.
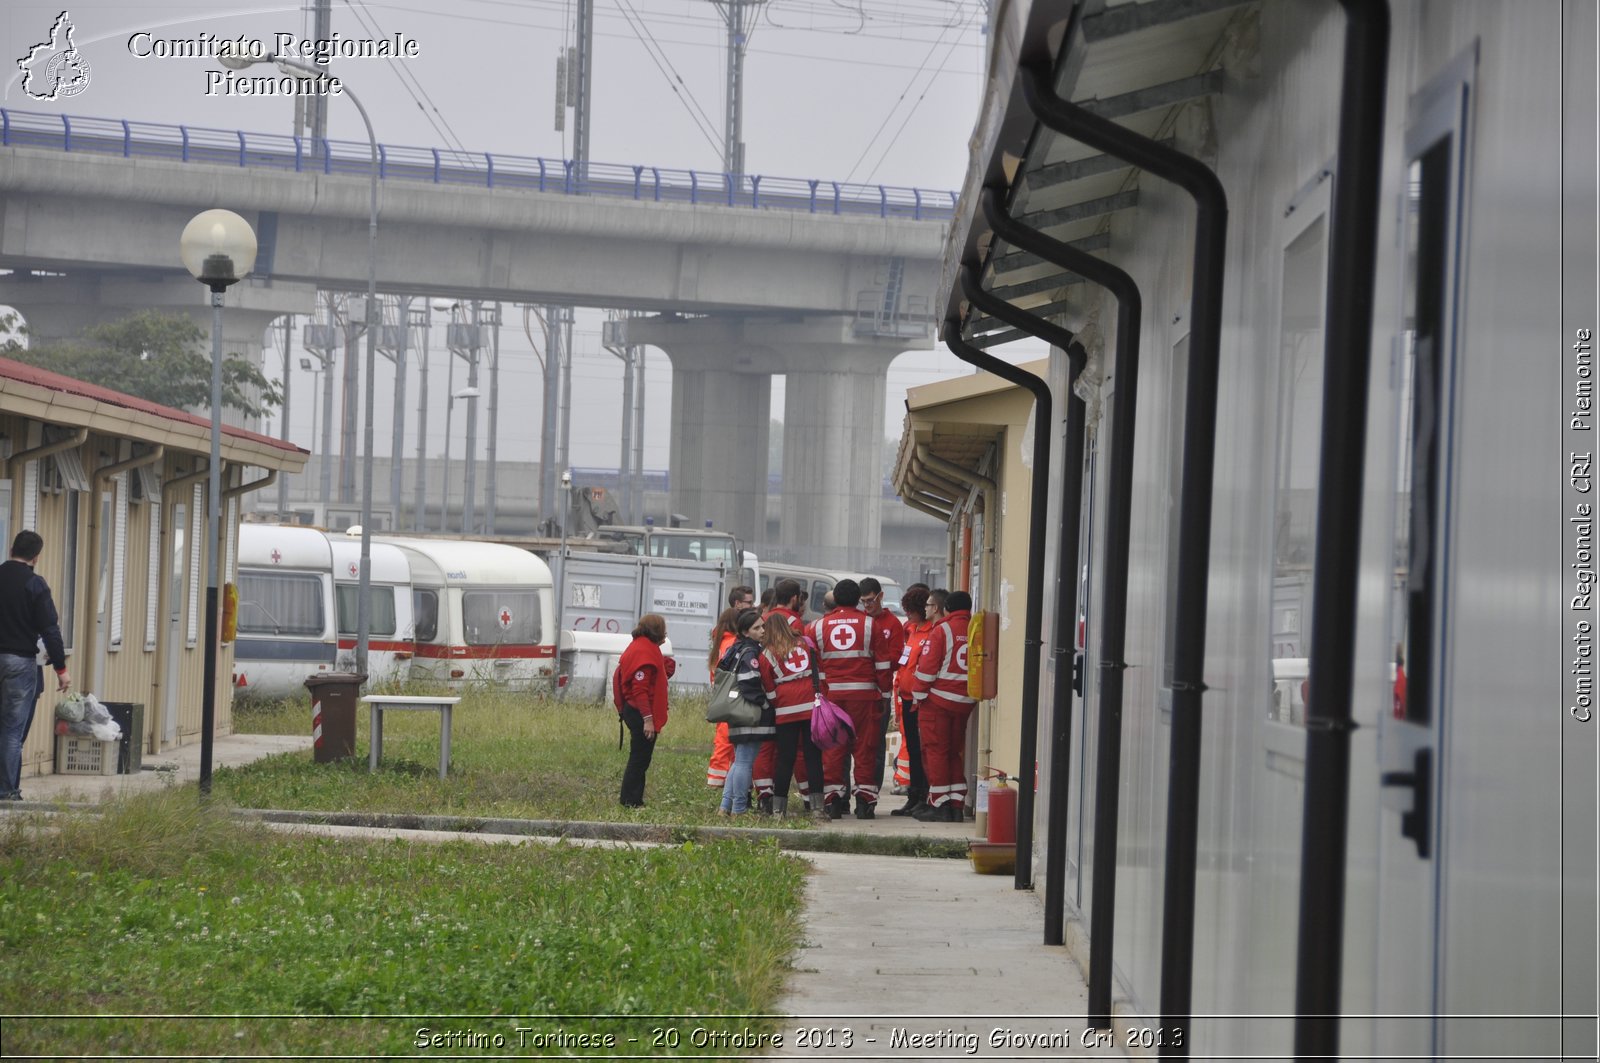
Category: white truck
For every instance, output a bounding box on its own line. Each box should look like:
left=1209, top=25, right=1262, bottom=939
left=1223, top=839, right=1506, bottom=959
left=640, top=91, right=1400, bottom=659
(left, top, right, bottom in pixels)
left=548, top=530, right=733, bottom=701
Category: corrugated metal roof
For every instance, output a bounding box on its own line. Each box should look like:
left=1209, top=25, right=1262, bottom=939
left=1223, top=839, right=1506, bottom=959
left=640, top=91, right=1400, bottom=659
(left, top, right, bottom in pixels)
left=942, top=0, right=1254, bottom=333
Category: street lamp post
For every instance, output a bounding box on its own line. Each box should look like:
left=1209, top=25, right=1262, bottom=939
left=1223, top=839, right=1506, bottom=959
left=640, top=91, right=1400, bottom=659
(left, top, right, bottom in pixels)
left=300, top=356, right=323, bottom=458
left=221, top=51, right=380, bottom=678
left=179, top=208, right=257, bottom=797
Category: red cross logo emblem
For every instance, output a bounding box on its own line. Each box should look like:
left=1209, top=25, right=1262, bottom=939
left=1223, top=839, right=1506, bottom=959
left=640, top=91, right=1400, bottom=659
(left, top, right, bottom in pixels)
left=269, top=549, right=281, bottom=564
left=498, top=608, right=513, bottom=628
left=348, top=562, right=358, bottom=577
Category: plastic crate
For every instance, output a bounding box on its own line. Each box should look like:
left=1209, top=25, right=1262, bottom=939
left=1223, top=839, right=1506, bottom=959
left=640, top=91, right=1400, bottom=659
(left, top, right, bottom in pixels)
left=56, top=735, right=117, bottom=776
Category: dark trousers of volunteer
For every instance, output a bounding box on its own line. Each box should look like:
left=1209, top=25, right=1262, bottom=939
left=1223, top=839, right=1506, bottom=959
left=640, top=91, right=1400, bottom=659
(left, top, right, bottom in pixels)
left=822, top=697, right=883, bottom=807
left=919, top=702, right=974, bottom=811
left=619, top=706, right=656, bottom=807
left=772, top=721, right=823, bottom=804
left=899, top=695, right=928, bottom=804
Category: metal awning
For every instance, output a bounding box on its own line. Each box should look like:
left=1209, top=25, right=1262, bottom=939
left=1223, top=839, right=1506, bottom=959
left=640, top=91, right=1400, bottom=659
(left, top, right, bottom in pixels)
left=942, top=0, right=1254, bottom=336
left=891, top=361, right=1043, bottom=509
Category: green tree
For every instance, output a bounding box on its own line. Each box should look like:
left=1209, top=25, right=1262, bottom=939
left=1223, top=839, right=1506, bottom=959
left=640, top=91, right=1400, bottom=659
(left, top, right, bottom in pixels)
left=4, top=309, right=282, bottom=419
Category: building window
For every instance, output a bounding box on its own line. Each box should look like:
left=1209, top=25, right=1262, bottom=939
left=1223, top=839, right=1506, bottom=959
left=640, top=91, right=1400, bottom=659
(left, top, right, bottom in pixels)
left=336, top=584, right=397, bottom=637
left=413, top=589, right=439, bottom=643
left=1160, top=333, right=1191, bottom=702
left=1268, top=192, right=1330, bottom=726
left=463, top=590, right=541, bottom=645
left=236, top=573, right=325, bottom=636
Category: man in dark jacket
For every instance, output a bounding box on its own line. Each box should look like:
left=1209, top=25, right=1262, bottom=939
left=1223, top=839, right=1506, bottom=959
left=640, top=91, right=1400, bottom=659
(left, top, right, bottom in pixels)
left=0, top=531, right=69, bottom=800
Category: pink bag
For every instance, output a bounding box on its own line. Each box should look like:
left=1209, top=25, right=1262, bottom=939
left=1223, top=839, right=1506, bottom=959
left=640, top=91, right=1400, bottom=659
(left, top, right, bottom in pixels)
left=810, top=694, right=855, bottom=751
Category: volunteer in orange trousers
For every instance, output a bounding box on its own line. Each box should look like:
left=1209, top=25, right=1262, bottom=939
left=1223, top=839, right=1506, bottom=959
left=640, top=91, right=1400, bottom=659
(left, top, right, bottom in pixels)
left=705, top=586, right=756, bottom=789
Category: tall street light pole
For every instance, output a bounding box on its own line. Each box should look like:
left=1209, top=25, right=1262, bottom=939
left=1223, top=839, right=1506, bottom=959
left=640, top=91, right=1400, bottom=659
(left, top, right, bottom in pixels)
left=179, top=208, right=257, bottom=797
left=222, top=51, right=381, bottom=679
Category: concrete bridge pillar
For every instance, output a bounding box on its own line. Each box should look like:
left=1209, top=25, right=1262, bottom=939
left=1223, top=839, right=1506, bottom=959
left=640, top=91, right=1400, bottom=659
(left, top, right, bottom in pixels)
left=622, top=316, right=770, bottom=542
left=0, top=271, right=316, bottom=432
left=781, top=345, right=898, bottom=566
left=625, top=314, right=916, bottom=560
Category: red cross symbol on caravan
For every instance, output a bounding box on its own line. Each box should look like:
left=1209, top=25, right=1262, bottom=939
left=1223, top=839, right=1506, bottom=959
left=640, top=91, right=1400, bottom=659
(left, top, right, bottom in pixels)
left=498, top=608, right=513, bottom=629
left=348, top=562, right=359, bottom=577
left=269, top=549, right=282, bottom=564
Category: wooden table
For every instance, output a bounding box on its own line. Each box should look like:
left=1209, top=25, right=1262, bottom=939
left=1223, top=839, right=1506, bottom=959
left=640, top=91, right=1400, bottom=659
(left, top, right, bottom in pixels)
left=361, top=695, right=462, bottom=779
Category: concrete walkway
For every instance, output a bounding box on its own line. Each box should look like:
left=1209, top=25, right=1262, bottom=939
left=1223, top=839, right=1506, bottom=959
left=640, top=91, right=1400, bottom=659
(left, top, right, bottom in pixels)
left=773, top=850, right=1121, bottom=1061
left=15, top=732, right=314, bottom=803
left=9, top=733, right=1119, bottom=1060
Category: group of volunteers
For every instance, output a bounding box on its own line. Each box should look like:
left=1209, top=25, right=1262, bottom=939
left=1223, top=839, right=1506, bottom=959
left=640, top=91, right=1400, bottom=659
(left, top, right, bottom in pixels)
left=610, top=573, right=976, bottom=821
left=703, top=576, right=975, bottom=822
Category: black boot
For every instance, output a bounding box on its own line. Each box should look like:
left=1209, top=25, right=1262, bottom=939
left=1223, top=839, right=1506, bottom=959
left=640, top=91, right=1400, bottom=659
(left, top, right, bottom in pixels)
left=890, top=794, right=925, bottom=817
left=757, top=794, right=774, bottom=816
left=825, top=794, right=846, bottom=820
left=913, top=801, right=948, bottom=822
left=854, top=796, right=875, bottom=820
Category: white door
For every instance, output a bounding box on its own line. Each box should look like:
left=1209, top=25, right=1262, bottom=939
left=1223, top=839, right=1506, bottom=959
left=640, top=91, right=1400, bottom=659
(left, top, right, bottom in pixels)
left=1371, top=47, right=1475, bottom=1057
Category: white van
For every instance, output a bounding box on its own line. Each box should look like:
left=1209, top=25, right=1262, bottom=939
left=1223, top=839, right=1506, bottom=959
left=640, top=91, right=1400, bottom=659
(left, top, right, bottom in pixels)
left=233, top=524, right=338, bottom=697
left=379, top=537, right=557, bottom=689
left=327, top=534, right=416, bottom=683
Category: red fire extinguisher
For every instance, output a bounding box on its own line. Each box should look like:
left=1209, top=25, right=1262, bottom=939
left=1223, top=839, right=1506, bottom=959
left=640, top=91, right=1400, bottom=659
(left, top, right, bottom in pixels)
left=985, top=770, right=1017, bottom=845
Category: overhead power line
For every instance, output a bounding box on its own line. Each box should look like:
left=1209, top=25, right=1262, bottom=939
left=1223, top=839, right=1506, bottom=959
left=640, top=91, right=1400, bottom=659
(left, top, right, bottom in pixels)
left=611, top=0, right=725, bottom=160
left=345, top=0, right=476, bottom=161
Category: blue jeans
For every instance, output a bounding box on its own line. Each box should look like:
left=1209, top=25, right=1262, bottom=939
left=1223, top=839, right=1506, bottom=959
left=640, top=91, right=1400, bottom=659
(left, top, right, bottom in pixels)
left=721, top=742, right=760, bottom=814
left=0, top=654, right=38, bottom=799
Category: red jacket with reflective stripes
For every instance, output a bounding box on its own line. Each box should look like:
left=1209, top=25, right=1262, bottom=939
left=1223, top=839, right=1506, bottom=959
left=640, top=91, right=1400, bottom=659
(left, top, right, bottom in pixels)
left=811, top=607, right=895, bottom=700
left=758, top=642, right=816, bottom=724
left=868, top=608, right=905, bottom=689
left=908, top=610, right=975, bottom=712
left=896, top=617, right=934, bottom=702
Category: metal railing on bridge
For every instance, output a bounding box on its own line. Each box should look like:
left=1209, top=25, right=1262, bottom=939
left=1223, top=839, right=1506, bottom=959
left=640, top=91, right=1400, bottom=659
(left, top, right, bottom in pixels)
left=0, top=108, right=958, bottom=222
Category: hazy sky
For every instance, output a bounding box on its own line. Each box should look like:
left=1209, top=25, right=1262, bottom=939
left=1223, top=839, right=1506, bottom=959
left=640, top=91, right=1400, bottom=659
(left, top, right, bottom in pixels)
left=2, top=0, right=1048, bottom=466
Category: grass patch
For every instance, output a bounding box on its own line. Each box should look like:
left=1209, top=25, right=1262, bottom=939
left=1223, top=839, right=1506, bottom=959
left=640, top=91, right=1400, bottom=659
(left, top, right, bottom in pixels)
left=228, top=689, right=812, bottom=827
left=0, top=789, right=808, bottom=1055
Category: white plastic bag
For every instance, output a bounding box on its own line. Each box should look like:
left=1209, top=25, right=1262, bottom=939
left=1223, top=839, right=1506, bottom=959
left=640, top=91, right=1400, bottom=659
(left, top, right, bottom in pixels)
left=90, top=720, right=122, bottom=742
left=81, top=694, right=112, bottom=726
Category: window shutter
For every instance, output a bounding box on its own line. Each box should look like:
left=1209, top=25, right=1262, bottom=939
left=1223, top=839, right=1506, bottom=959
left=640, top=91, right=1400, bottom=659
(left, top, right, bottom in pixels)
left=110, top=472, right=129, bottom=648
left=51, top=447, right=90, bottom=493
left=136, top=464, right=159, bottom=504
left=225, top=497, right=238, bottom=582
left=187, top=484, right=202, bottom=646
left=145, top=498, right=161, bottom=651
left=21, top=423, right=39, bottom=531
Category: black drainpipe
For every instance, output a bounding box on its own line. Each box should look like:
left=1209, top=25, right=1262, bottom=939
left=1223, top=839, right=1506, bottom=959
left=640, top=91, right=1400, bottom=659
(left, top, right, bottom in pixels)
left=982, top=192, right=1144, bottom=987
left=1294, top=2, right=1390, bottom=1060
left=1022, top=62, right=1228, bottom=1054
left=955, top=247, right=1085, bottom=895
left=944, top=264, right=1056, bottom=893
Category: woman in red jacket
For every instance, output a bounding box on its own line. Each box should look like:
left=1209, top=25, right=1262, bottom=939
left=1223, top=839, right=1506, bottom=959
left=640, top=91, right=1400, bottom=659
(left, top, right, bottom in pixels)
left=614, top=613, right=675, bottom=808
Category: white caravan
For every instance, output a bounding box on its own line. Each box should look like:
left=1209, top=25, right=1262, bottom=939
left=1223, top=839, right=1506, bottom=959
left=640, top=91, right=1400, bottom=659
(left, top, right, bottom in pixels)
left=379, top=537, right=557, bottom=689
left=327, top=533, right=416, bottom=684
left=232, top=524, right=338, bottom=697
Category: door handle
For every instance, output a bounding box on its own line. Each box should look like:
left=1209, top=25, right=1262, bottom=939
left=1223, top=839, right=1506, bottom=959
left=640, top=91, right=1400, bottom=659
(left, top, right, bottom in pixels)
left=1380, top=747, right=1432, bottom=859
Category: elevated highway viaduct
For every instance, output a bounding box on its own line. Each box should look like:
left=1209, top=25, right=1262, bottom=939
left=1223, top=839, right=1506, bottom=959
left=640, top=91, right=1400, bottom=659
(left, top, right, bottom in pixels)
left=0, top=132, right=947, bottom=553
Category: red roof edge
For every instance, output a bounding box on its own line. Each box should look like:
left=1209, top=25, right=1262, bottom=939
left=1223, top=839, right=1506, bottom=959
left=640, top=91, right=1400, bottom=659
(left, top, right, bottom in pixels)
left=0, top=355, right=307, bottom=455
